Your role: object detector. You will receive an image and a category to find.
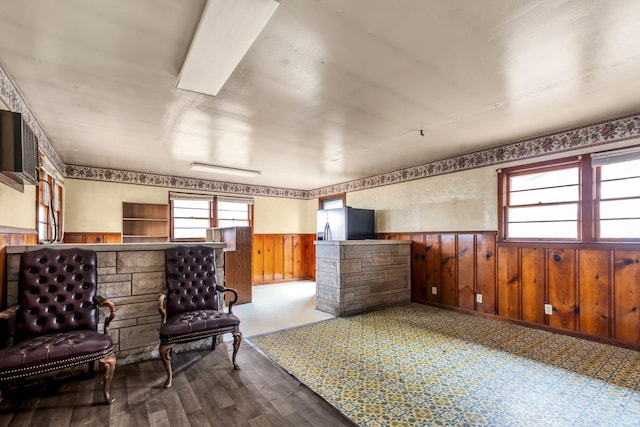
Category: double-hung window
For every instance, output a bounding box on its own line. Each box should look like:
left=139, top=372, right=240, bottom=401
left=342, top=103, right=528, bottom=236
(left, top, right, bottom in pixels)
left=171, top=194, right=213, bottom=240
left=499, top=147, right=640, bottom=242
left=501, top=159, right=581, bottom=240
left=593, top=149, right=640, bottom=240
left=170, top=192, right=253, bottom=241
left=217, top=197, right=252, bottom=228
left=38, top=166, right=63, bottom=243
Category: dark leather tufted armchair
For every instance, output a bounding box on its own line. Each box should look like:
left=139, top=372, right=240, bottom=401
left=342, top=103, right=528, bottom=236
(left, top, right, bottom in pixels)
left=0, top=248, right=116, bottom=404
left=158, top=245, right=241, bottom=388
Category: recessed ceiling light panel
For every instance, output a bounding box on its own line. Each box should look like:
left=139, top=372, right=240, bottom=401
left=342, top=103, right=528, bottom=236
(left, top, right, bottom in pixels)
left=177, top=0, right=280, bottom=96
left=191, top=162, right=261, bottom=177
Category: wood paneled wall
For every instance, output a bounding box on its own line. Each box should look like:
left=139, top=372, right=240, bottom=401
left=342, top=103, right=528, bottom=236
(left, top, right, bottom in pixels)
left=252, top=234, right=316, bottom=284
left=380, top=232, right=496, bottom=313
left=497, top=244, right=640, bottom=347
left=0, top=227, right=37, bottom=308
left=380, top=231, right=640, bottom=350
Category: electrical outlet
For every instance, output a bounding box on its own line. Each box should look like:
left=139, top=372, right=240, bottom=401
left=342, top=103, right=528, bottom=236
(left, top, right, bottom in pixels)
left=432, top=287, right=438, bottom=295
left=544, top=304, right=553, bottom=315
left=476, top=294, right=482, bottom=303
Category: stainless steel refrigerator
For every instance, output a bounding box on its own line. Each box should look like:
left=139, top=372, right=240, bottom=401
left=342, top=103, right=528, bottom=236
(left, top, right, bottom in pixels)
left=316, top=207, right=375, bottom=240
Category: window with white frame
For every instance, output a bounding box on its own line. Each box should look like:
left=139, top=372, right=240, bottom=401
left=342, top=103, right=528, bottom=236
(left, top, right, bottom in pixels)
left=170, top=193, right=253, bottom=240
left=593, top=148, right=640, bottom=240
left=217, top=196, right=253, bottom=228
left=319, top=193, right=345, bottom=209
left=171, top=194, right=213, bottom=240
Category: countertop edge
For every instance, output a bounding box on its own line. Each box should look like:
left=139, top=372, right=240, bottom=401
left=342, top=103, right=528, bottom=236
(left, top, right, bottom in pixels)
left=314, top=239, right=411, bottom=245
left=6, top=242, right=227, bottom=254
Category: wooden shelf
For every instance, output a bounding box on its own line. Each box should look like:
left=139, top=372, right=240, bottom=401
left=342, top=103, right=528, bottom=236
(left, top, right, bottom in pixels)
left=122, top=202, right=170, bottom=243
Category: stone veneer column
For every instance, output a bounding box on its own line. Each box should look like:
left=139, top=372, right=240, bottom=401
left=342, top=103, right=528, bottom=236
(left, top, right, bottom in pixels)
left=315, top=240, right=411, bottom=316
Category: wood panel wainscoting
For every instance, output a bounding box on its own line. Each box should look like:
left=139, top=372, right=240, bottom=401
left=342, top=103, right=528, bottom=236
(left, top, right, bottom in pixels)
left=252, top=234, right=316, bottom=285
left=379, top=231, right=640, bottom=351
left=62, top=232, right=122, bottom=244
left=0, top=226, right=37, bottom=308
left=214, top=226, right=252, bottom=305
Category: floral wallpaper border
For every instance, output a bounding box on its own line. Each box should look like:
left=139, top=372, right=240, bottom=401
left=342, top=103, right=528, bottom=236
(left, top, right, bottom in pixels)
left=3, top=61, right=640, bottom=200
left=308, top=113, right=640, bottom=199
left=66, top=113, right=640, bottom=200
left=64, top=165, right=308, bottom=199
left=0, top=62, right=65, bottom=175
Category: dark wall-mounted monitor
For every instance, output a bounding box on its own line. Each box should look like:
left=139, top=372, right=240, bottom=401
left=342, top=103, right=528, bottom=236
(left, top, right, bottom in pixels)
left=0, top=110, right=39, bottom=186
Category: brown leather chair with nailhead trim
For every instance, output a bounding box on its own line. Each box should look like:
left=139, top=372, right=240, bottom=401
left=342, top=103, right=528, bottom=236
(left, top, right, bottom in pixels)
left=158, top=245, right=241, bottom=388
left=0, top=248, right=116, bottom=404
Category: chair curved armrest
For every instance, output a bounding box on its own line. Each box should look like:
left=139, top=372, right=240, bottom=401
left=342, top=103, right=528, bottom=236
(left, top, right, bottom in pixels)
left=0, top=305, right=19, bottom=320
left=158, top=294, right=167, bottom=324
left=216, top=286, right=239, bottom=314
left=95, top=295, right=116, bottom=335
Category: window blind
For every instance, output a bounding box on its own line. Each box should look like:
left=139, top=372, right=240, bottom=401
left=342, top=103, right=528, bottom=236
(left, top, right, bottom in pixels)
left=591, top=145, right=640, bottom=167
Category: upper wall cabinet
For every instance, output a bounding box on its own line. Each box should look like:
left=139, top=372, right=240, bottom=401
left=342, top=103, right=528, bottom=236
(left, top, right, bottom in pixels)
left=122, top=202, right=169, bottom=243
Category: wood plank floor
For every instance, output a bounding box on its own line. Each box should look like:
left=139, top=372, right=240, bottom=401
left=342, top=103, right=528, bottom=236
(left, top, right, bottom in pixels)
left=0, top=341, right=355, bottom=427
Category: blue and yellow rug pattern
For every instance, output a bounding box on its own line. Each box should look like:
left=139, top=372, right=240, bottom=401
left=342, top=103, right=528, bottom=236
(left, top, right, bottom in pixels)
left=249, top=304, right=640, bottom=426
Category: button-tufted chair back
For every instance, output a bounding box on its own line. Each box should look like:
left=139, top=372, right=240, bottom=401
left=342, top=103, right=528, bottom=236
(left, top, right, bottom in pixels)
left=165, top=245, right=218, bottom=317
left=18, top=248, right=99, bottom=340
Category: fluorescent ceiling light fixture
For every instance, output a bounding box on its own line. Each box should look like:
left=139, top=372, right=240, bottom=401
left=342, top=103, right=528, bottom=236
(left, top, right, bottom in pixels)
left=191, top=162, right=261, bottom=177
left=177, top=0, right=280, bottom=96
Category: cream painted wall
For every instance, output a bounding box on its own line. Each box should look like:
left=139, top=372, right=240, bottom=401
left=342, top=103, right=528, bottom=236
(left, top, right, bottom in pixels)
left=0, top=183, right=36, bottom=229
left=64, top=179, right=319, bottom=235
left=64, top=179, right=169, bottom=232
left=64, top=166, right=497, bottom=236
left=0, top=102, right=36, bottom=229
left=347, top=166, right=498, bottom=233
left=252, top=196, right=317, bottom=234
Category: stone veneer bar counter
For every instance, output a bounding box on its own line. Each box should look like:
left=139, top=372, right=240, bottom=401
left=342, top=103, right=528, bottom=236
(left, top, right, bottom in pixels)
left=315, top=240, right=411, bottom=316
left=5, top=243, right=226, bottom=364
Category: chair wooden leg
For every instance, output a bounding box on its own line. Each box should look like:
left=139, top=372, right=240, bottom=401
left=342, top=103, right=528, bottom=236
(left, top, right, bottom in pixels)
left=232, top=330, right=242, bottom=370
left=98, top=353, right=116, bottom=404
left=159, top=344, right=174, bottom=388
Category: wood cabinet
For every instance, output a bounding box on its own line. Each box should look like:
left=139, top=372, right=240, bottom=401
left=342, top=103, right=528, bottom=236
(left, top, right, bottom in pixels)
left=122, top=202, right=169, bottom=243
left=212, top=227, right=252, bottom=305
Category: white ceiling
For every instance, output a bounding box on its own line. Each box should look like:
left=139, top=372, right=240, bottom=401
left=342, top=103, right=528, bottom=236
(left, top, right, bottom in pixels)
left=1, top=0, right=640, bottom=190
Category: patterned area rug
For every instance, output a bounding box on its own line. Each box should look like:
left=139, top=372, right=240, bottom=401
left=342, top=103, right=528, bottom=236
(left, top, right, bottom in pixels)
left=249, top=304, right=640, bottom=426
